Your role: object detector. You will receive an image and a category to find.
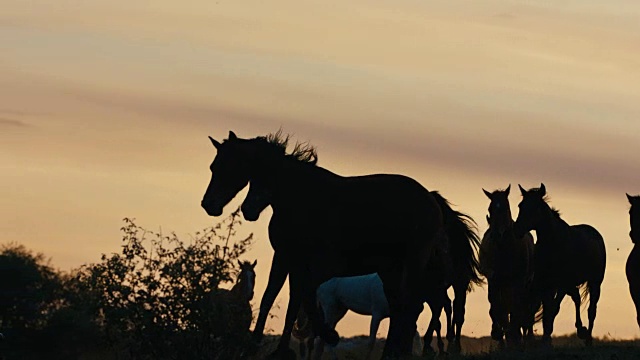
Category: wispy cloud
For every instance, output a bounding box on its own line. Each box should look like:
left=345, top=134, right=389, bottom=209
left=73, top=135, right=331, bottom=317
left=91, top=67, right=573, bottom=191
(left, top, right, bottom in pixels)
left=0, top=117, right=29, bottom=127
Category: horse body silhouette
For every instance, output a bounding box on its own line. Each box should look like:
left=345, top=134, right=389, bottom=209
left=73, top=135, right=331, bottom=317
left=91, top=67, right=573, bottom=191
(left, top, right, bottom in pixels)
left=626, top=193, right=640, bottom=330
left=201, top=131, right=448, bottom=359
left=479, top=185, right=535, bottom=348
left=513, top=183, right=606, bottom=347
left=249, top=184, right=479, bottom=357
left=205, top=259, right=257, bottom=342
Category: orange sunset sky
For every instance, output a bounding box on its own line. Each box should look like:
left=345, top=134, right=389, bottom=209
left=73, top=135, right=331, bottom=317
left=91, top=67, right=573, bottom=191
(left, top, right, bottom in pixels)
left=2, top=0, right=640, bottom=340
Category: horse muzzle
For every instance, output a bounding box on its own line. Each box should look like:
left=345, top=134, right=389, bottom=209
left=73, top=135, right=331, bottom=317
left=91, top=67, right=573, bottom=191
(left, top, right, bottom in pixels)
left=201, top=200, right=223, bottom=217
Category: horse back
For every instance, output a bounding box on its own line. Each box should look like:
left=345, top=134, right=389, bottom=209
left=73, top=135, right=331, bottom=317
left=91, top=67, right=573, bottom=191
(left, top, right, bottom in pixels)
left=570, top=224, right=606, bottom=282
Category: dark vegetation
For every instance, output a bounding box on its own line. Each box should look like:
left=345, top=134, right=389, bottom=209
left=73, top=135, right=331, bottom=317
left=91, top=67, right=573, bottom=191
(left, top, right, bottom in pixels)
left=0, top=209, right=255, bottom=360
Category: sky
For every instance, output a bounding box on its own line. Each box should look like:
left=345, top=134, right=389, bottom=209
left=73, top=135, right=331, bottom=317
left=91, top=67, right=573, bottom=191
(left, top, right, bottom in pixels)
left=2, top=0, right=640, bottom=341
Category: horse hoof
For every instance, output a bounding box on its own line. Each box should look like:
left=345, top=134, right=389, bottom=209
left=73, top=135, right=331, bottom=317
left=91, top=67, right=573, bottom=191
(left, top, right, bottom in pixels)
left=577, top=326, right=589, bottom=340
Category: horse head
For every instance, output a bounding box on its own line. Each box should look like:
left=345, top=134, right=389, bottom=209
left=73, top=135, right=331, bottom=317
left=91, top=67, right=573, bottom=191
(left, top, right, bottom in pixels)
left=201, top=131, right=252, bottom=217
left=234, top=259, right=258, bottom=301
left=513, top=183, right=548, bottom=238
left=627, top=193, right=640, bottom=243
left=482, top=185, right=513, bottom=236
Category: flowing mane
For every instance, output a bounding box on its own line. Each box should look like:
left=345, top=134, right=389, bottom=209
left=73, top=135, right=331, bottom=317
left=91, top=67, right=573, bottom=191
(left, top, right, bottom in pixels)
left=256, top=129, right=319, bottom=165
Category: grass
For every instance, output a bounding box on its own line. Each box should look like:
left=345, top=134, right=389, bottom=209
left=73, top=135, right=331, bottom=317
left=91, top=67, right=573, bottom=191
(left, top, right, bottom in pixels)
left=249, top=334, right=640, bottom=360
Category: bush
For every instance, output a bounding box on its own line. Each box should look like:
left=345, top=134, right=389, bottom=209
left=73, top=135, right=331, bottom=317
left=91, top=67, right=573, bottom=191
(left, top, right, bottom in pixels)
left=71, top=208, right=255, bottom=360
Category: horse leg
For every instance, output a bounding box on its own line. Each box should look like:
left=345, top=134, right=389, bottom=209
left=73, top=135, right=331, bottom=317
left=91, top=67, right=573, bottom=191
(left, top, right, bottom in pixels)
left=541, top=290, right=564, bottom=347
left=585, top=283, right=602, bottom=346
left=505, top=287, right=524, bottom=349
left=540, top=290, right=555, bottom=346
left=488, top=282, right=504, bottom=347
left=567, top=287, right=587, bottom=340
left=380, top=268, right=423, bottom=359
left=422, top=301, right=437, bottom=355
left=365, top=314, right=383, bottom=360
left=630, top=282, right=640, bottom=330
left=450, top=282, right=467, bottom=353
left=432, top=297, right=446, bottom=354
left=324, top=306, right=347, bottom=360
left=253, top=251, right=288, bottom=342
left=444, top=293, right=453, bottom=344
left=267, top=271, right=303, bottom=360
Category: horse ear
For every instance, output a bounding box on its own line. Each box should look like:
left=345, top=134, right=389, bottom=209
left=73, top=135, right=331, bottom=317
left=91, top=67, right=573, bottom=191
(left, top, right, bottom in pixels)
left=540, top=183, right=546, bottom=196
left=229, top=131, right=238, bottom=140
left=627, top=193, right=634, bottom=204
left=237, top=260, right=242, bottom=267
left=505, top=184, right=511, bottom=196
left=482, top=188, right=492, bottom=199
left=518, top=184, right=526, bottom=196
left=252, top=259, right=257, bottom=267
left=209, top=136, right=221, bottom=149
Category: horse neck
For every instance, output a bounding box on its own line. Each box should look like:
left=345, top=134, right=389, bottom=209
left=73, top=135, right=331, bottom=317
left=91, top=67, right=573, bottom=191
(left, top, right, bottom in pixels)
left=230, top=276, right=251, bottom=302
left=489, top=214, right=514, bottom=235
left=534, top=206, right=570, bottom=247
left=267, top=158, right=338, bottom=211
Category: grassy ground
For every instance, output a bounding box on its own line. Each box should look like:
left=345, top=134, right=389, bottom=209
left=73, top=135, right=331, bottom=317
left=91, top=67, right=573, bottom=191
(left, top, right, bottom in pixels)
left=250, top=334, right=640, bottom=360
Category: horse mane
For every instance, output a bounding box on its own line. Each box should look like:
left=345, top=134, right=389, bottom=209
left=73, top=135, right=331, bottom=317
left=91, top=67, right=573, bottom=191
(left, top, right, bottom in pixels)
left=256, top=129, right=319, bottom=165
left=430, top=191, right=483, bottom=290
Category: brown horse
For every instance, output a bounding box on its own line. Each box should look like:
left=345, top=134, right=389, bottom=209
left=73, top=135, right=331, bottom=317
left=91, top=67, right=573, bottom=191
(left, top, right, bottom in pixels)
left=479, top=185, right=535, bottom=349
left=514, top=184, right=606, bottom=347
left=626, top=194, right=640, bottom=330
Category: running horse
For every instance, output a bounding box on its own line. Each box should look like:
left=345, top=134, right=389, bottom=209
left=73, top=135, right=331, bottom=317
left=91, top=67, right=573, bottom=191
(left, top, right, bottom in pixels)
left=479, top=185, right=535, bottom=348
left=513, top=183, right=606, bottom=347
left=201, top=131, right=449, bottom=359
left=626, top=193, right=640, bottom=330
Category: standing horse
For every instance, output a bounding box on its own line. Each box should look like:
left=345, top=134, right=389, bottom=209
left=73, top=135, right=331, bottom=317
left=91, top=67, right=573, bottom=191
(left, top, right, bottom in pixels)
left=626, top=194, right=640, bottom=330
left=201, top=131, right=449, bottom=359
left=205, top=259, right=257, bottom=344
left=479, top=185, right=535, bottom=349
left=248, top=186, right=478, bottom=357
left=513, top=183, right=606, bottom=346
left=429, top=192, right=483, bottom=353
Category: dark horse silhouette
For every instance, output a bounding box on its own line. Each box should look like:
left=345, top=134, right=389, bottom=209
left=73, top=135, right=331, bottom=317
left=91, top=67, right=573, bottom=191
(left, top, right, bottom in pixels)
left=247, top=183, right=480, bottom=357
left=479, top=185, right=535, bottom=349
left=514, top=183, right=606, bottom=347
left=201, top=131, right=449, bottom=359
left=428, top=192, right=483, bottom=353
left=626, top=193, right=640, bottom=330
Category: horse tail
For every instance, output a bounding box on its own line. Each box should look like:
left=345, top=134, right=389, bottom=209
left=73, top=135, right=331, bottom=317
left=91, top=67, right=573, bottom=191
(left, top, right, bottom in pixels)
left=533, top=299, right=544, bottom=324
left=580, top=281, right=590, bottom=310
left=430, top=191, right=484, bottom=291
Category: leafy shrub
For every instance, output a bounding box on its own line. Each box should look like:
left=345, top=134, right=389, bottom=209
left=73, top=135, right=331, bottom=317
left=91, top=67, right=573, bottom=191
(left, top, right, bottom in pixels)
left=73, top=208, right=254, bottom=359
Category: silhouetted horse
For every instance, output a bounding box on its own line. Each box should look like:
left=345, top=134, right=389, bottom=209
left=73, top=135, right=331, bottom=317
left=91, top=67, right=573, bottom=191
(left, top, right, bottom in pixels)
left=248, top=185, right=478, bottom=357
left=206, top=260, right=257, bottom=343
left=201, top=131, right=448, bottom=359
left=626, top=194, right=640, bottom=330
left=479, top=185, right=535, bottom=349
left=429, top=192, right=483, bottom=353
left=514, top=184, right=606, bottom=347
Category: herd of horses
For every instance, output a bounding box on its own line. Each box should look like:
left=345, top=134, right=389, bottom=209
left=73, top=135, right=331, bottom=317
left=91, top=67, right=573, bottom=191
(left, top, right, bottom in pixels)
left=201, top=130, right=639, bottom=360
